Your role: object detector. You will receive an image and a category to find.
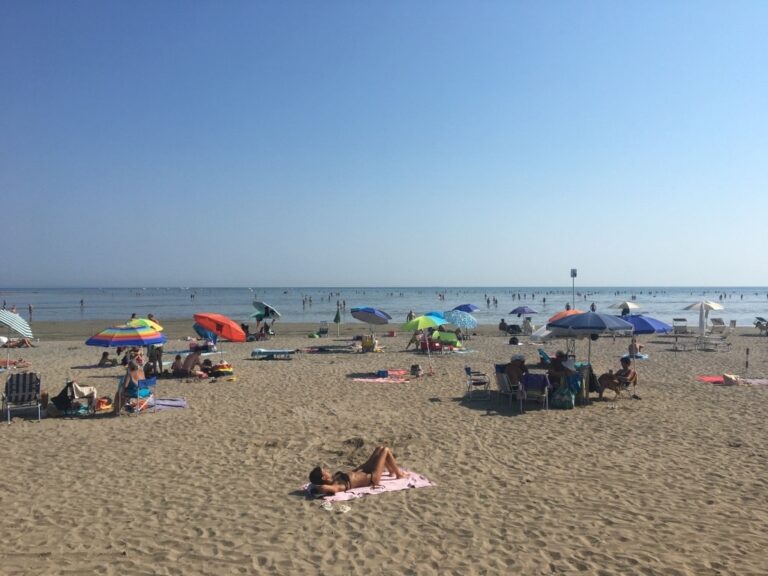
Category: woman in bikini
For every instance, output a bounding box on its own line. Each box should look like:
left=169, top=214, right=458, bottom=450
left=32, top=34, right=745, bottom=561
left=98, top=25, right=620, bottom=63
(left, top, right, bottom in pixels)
left=308, top=446, right=408, bottom=495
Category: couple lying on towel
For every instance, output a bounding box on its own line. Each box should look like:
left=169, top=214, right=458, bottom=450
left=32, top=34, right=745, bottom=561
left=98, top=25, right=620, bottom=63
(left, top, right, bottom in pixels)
left=308, top=446, right=408, bottom=495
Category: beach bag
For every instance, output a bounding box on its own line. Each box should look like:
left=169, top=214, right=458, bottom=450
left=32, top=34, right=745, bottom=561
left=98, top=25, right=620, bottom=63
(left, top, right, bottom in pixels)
left=551, top=384, right=575, bottom=410
left=410, top=364, right=423, bottom=377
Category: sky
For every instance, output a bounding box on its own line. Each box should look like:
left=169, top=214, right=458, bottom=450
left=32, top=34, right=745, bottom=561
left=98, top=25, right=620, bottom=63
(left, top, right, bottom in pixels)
left=2, top=1, right=767, bottom=288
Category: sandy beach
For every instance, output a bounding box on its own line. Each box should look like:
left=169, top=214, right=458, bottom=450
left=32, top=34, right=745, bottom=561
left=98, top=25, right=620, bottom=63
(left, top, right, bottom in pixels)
left=2, top=321, right=767, bottom=575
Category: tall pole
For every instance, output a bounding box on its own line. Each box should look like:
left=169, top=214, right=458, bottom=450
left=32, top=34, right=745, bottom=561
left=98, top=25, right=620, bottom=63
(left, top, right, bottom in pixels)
left=570, top=268, right=577, bottom=310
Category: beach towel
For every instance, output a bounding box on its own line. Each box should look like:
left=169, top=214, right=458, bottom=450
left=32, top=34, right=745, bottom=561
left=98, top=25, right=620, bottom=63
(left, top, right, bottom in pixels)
left=695, top=375, right=768, bottom=386
left=352, top=377, right=408, bottom=383
left=303, top=470, right=435, bottom=502
left=153, top=397, right=188, bottom=410
left=622, top=353, right=649, bottom=360
left=696, top=375, right=724, bottom=383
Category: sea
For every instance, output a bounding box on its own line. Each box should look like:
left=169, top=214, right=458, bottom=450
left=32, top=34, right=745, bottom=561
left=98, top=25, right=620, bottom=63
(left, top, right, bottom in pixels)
left=1, top=287, right=767, bottom=329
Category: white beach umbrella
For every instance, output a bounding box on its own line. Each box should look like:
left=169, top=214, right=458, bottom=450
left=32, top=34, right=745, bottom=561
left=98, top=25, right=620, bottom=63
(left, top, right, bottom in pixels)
left=684, top=300, right=725, bottom=336
left=610, top=301, right=641, bottom=314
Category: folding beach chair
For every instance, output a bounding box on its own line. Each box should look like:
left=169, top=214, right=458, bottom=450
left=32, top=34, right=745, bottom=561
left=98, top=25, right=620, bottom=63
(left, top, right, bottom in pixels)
left=464, top=365, right=490, bottom=399
left=521, top=373, right=550, bottom=411
left=317, top=321, right=329, bottom=337
left=493, top=364, right=522, bottom=411
left=3, top=372, right=41, bottom=423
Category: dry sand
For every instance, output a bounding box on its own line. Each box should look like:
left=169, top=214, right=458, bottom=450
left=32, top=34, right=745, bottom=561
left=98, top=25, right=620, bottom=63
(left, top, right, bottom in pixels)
left=1, top=321, right=767, bottom=575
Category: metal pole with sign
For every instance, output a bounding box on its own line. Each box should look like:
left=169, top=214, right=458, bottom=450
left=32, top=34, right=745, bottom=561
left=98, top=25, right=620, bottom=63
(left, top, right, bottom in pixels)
left=570, top=268, right=577, bottom=310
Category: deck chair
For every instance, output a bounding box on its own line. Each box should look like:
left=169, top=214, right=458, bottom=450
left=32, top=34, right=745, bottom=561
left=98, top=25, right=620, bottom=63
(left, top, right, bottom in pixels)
left=493, top=364, right=522, bottom=411
left=755, top=317, right=768, bottom=335
left=709, top=318, right=726, bottom=334
left=464, top=365, right=490, bottom=399
left=3, top=372, right=41, bottom=423
left=521, top=373, right=550, bottom=411
left=318, top=321, right=329, bottom=337
left=673, top=318, right=688, bottom=334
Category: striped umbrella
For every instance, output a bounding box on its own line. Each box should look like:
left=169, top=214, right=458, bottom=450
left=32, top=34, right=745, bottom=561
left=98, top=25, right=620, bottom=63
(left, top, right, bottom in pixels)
left=127, top=318, right=163, bottom=331
left=85, top=324, right=167, bottom=347
left=0, top=310, right=33, bottom=339
left=0, top=310, right=34, bottom=368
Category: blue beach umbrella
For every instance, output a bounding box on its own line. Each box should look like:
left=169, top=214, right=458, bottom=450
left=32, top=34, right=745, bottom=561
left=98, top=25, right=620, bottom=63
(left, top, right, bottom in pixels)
left=453, top=304, right=479, bottom=313
left=620, top=314, right=672, bottom=335
left=510, top=306, right=538, bottom=317
left=443, top=309, right=478, bottom=329
left=351, top=307, right=392, bottom=332
left=425, top=311, right=445, bottom=319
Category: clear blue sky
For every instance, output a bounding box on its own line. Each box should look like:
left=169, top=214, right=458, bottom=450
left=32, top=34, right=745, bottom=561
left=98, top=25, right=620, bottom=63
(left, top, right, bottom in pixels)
left=2, top=1, right=766, bottom=287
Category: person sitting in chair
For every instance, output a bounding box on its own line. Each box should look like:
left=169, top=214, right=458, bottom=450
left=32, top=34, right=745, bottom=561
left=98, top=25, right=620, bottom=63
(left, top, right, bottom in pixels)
left=97, top=351, right=118, bottom=367
left=506, top=354, right=528, bottom=388
left=308, top=446, right=408, bottom=495
left=597, top=357, right=639, bottom=400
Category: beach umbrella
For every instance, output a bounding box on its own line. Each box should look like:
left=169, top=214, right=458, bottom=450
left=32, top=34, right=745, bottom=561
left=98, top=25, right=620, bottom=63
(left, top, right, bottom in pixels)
left=333, top=307, right=341, bottom=336
left=350, top=307, right=392, bottom=331
left=548, top=309, right=584, bottom=324
left=453, top=304, right=480, bottom=313
left=610, top=301, right=640, bottom=311
left=510, top=306, right=538, bottom=317
left=620, top=314, right=672, bottom=335
left=193, top=322, right=218, bottom=343
left=127, top=318, right=163, bottom=331
left=193, top=313, right=246, bottom=342
left=548, top=312, right=634, bottom=379
left=0, top=309, right=34, bottom=368
left=425, top=311, right=445, bottom=320
left=252, top=301, right=281, bottom=323
left=684, top=300, right=724, bottom=336
left=85, top=324, right=167, bottom=347
left=443, top=309, right=478, bottom=330
left=401, top=314, right=447, bottom=332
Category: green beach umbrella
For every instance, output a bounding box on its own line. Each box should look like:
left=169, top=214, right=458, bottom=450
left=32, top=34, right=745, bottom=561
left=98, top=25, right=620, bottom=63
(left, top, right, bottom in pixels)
left=333, top=307, right=341, bottom=336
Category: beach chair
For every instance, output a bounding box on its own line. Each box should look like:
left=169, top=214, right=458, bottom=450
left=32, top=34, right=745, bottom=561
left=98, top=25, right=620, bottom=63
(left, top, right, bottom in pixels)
left=464, top=365, right=490, bottom=399
left=709, top=318, right=726, bottom=334
left=3, top=372, right=41, bottom=423
left=673, top=318, right=688, bottom=334
left=125, top=376, right=157, bottom=413
left=493, top=364, right=522, bottom=411
left=521, top=373, right=550, bottom=411
left=317, top=321, right=329, bottom=337
left=754, top=317, right=767, bottom=335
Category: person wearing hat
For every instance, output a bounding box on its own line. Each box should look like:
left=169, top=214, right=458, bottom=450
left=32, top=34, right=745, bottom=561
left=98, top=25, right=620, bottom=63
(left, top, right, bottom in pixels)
left=547, top=351, right=575, bottom=386
left=505, top=354, right=528, bottom=387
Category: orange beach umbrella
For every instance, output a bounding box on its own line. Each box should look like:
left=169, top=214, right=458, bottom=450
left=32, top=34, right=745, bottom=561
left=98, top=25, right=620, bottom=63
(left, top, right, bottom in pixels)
left=193, top=313, right=246, bottom=342
left=547, top=309, right=584, bottom=324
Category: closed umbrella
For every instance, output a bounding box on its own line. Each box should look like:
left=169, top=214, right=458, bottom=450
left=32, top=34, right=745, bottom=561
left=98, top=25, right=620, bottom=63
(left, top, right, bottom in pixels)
left=333, top=307, right=341, bottom=336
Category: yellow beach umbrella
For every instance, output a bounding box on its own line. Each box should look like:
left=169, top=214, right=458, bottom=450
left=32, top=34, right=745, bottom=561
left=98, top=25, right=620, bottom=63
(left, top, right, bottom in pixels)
left=127, top=318, right=163, bottom=331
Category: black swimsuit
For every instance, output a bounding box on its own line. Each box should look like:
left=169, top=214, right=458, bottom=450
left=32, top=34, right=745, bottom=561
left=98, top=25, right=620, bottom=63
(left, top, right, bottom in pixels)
left=333, top=471, right=351, bottom=491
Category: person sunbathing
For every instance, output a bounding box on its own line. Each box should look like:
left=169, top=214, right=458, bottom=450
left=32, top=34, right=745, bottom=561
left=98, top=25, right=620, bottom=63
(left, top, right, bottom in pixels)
left=308, top=446, right=408, bottom=495
left=3, top=338, right=34, bottom=348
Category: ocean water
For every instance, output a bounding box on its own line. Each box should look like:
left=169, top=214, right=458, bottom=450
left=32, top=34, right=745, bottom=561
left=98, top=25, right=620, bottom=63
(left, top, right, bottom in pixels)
left=2, top=286, right=767, bottom=329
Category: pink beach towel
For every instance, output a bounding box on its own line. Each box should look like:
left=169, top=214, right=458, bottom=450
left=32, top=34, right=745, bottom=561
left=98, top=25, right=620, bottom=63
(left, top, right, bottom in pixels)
left=352, top=377, right=408, bottom=383
left=304, top=470, right=435, bottom=502
left=696, top=375, right=724, bottom=383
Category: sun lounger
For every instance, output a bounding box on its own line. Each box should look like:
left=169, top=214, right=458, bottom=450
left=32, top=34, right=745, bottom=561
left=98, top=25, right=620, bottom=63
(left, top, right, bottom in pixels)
left=250, top=348, right=298, bottom=360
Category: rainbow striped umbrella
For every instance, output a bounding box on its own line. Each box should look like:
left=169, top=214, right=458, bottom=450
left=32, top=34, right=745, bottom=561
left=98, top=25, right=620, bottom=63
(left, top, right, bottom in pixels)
left=127, top=318, right=163, bottom=331
left=85, top=324, right=167, bottom=347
